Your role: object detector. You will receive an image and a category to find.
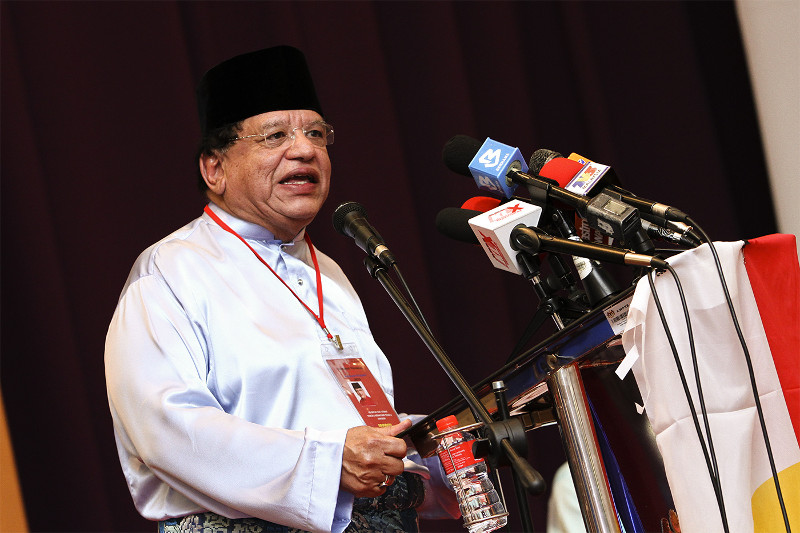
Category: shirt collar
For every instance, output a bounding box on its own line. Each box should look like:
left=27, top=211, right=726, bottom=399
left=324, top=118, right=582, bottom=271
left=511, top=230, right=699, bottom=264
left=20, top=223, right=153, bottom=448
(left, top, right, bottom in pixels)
left=204, top=202, right=306, bottom=245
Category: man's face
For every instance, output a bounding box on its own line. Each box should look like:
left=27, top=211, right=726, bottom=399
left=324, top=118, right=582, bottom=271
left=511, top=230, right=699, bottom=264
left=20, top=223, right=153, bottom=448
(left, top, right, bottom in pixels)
left=355, top=388, right=367, bottom=399
left=204, top=109, right=331, bottom=240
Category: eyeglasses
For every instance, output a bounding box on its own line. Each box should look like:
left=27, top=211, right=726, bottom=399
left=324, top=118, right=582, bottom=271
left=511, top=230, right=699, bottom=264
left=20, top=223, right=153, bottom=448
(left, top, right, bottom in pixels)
left=233, top=121, right=334, bottom=150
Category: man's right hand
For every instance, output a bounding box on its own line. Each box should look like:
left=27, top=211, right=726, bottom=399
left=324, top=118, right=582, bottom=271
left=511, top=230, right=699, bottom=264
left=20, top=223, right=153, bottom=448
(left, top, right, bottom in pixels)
left=339, top=420, right=412, bottom=498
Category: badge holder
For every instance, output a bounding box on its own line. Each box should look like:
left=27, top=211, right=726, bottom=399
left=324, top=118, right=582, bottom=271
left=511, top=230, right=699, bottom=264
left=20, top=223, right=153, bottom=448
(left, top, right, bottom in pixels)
left=321, top=341, right=400, bottom=428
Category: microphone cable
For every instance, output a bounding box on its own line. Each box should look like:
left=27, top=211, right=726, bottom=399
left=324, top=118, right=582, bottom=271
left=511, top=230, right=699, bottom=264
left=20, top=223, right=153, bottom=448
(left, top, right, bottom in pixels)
left=646, top=265, right=729, bottom=533
left=687, top=218, right=791, bottom=533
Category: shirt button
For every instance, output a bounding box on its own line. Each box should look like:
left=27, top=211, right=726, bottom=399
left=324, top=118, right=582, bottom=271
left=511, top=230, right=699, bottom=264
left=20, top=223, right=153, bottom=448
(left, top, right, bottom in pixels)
left=297, top=278, right=304, bottom=286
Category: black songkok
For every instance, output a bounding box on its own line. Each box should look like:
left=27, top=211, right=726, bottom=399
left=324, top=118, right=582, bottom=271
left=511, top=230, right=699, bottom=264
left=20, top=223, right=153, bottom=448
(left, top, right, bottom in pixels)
left=196, top=46, right=323, bottom=136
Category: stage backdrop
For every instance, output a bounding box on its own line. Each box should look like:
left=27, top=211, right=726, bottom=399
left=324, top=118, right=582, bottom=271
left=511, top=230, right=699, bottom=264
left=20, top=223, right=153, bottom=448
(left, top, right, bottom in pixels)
left=1, top=2, right=775, bottom=532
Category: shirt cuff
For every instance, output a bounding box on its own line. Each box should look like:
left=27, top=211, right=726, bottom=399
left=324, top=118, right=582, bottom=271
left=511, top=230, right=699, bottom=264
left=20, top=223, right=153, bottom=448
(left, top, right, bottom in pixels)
left=306, top=427, right=351, bottom=533
left=331, top=490, right=354, bottom=533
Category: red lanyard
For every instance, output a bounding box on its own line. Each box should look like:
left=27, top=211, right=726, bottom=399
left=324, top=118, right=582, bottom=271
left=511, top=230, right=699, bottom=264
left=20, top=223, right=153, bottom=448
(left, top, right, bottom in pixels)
left=204, top=205, right=340, bottom=347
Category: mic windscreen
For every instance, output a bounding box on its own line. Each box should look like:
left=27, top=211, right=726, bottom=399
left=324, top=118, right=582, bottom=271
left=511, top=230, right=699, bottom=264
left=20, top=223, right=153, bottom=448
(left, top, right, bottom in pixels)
left=461, top=196, right=501, bottom=212
left=442, top=134, right=482, bottom=177
left=538, top=157, right=584, bottom=188
left=332, top=201, right=367, bottom=235
left=529, top=148, right=563, bottom=175
left=435, top=207, right=481, bottom=245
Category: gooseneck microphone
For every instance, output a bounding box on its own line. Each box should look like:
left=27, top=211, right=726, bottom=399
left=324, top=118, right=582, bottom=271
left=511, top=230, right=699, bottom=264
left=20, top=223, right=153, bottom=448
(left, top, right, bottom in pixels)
left=510, top=226, right=669, bottom=270
left=332, top=201, right=396, bottom=267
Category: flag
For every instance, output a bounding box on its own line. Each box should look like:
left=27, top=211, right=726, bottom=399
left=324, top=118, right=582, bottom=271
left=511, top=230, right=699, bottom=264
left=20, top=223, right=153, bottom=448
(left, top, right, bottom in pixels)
left=621, top=234, right=800, bottom=533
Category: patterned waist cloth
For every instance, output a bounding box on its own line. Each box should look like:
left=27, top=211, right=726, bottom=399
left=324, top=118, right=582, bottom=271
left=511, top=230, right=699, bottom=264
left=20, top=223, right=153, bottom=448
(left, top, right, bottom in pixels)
left=159, top=471, right=425, bottom=533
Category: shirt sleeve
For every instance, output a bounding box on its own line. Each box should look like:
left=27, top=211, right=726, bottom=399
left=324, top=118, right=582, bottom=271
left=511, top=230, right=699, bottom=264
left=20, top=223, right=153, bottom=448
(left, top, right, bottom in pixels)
left=105, top=272, right=350, bottom=532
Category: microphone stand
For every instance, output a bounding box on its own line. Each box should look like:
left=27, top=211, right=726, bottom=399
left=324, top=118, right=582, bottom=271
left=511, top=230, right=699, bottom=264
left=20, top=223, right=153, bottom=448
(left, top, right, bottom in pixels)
left=507, top=252, right=588, bottom=362
left=363, top=257, right=546, bottom=519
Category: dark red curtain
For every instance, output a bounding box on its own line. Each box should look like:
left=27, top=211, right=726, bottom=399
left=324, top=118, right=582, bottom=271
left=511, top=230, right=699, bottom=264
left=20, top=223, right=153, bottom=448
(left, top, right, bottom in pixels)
left=1, top=1, right=772, bottom=531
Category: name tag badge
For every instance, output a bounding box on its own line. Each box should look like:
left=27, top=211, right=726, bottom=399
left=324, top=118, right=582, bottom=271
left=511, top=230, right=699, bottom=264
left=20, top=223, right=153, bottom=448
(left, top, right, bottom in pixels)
left=321, top=342, right=400, bottom=428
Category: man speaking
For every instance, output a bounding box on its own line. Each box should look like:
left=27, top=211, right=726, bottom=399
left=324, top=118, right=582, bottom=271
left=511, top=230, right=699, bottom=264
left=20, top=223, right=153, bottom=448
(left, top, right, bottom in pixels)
left=105, top=46, right=456, bottom=533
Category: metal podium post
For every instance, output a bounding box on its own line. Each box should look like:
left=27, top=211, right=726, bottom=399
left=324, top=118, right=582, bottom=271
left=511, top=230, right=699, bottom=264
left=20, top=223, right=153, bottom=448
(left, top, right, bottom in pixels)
left=548, top=362, right=620, bottom=533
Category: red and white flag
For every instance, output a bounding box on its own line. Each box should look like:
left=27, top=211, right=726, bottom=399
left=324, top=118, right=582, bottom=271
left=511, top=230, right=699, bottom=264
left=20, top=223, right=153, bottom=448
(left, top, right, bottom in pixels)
left=621, top=234, right=800, bottom=532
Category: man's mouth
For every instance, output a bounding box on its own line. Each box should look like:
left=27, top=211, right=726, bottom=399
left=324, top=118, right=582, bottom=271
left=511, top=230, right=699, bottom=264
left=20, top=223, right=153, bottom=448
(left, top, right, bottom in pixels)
left=280, top=174, right=317, bottom=185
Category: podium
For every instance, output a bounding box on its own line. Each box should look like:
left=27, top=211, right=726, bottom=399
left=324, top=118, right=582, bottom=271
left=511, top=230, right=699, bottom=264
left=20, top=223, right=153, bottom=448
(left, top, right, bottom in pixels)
left=407, top=235, right=800, bottom=533
left=406, top=285, right=673, bottom=533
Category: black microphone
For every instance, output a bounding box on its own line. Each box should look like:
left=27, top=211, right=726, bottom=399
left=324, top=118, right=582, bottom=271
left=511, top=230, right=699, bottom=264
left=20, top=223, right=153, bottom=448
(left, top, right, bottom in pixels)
left=510, top=226, right=669, bottom=270
left=547, top=209, right=622, bottom=306
left=442, top=135, right=586, bottom=207
left=528, top=148, right=563, bottom=175
left=437, top=204, right=622, bottom=306
left=435, top=207, right=481, bottom=245
left=536, top=156, right=700, bottom=248
left=442, top=134, right=483, bottom=178
left=534, top=152, right=692, bottom=225
left=332, top=202, right=396, bottom=267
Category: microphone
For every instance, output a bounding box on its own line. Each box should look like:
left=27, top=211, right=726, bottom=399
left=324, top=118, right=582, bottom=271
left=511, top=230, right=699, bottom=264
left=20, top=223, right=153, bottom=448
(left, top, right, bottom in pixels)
left=435, top=207, right=481, bottom=245
left=436, top=198, right=545, bottom=275
left=532, top=156, right=655, bottom=253
left=536, top=154, right=700, bottom=246
left=510, top=226, right=669, bottom=270
left=528, top=148, right=563, bottom=175
left=535, top=151, right=692, bottom=224
left=442, top=136, right=582, bottom=206
left=603, top=185, right=692, bottom=225
left=547, top=209, right=621, bottom=306
left=466, top=201, right=544, bottom=275
left=443, top=135, right=657, bottom=254
left=437, top=203, right=621, bottom=307
left=536, top=156, right=614, bottom=246
left=442, top=135, right=527, bottom=199
left=461, top=196, right=502, bottom=212
left=332, top=201, right=396, bottom=267
left=442, top=134, right=483, bottom=177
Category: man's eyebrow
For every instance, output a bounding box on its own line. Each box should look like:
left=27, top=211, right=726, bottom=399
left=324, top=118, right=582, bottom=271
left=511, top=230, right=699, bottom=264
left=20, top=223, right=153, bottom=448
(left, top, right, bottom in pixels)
left=257, top=119, right=290, bottom=130
left=256, top=118, right=325, bottom=130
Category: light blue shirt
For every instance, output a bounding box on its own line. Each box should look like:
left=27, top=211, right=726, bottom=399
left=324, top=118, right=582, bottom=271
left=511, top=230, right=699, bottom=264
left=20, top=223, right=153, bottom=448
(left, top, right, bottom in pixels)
left=105, top=203, right=398, bottom=532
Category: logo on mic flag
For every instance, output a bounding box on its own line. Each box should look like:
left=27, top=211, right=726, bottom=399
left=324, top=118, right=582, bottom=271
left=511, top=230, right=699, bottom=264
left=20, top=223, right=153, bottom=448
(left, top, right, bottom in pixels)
left=488, top=202, right=524, bottom=223
left=467, top=138, right=528, bottom=199
left=478, top=148, right=501, bottom=168
left=478, top=231, right=509, bottom=268
left=565, top=162, right=613, bottom=195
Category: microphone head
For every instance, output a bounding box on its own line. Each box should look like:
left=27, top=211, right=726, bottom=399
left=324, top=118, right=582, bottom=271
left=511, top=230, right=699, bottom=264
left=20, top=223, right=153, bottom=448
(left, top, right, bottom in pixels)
left=461, top=196, right=502, bottom=212
left=435, top=207, right=481, bottom=245
left=442, top=134, right=483, bottom=177
left=538, top=157, right=584, bottom=188
left=332, top=201, right=367, bottom=236
left=528, top=148, right=563, bottom=175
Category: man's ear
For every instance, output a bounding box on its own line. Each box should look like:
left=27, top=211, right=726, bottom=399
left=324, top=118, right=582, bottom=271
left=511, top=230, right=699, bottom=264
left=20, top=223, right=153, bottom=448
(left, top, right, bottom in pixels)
left=199, top=152, right=226, bottom=195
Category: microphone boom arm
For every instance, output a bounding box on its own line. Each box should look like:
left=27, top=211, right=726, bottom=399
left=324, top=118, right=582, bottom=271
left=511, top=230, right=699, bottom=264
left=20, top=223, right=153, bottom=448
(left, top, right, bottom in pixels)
left=362, top=256, right=546, bottom=497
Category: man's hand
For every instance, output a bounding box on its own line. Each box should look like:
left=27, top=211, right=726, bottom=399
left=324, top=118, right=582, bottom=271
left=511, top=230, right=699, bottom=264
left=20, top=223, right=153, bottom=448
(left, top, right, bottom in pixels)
left=340, top=419, right=412, bottom=497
